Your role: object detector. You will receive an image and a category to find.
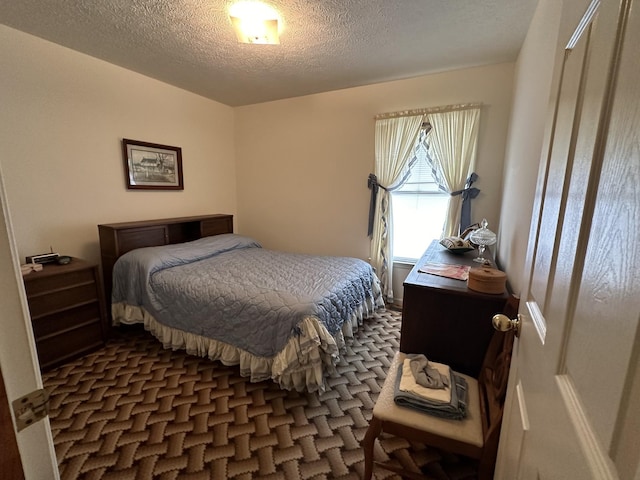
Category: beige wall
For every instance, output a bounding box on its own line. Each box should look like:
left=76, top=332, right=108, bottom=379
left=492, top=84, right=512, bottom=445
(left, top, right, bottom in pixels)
left=496, top=0, right=594, bottom=295
left=0, top=26, right=237, bottom=266
left=234, top=63, right=515, bottom=264
left=496, top=0, right=564, bottom=295
left=1, top=25, right=516, bottom=300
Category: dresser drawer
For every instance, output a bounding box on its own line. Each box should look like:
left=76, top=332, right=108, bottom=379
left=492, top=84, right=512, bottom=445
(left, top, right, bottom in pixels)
left=27, top=282, right=99, bottom=319
left=31, top=302, right=103, bottom=339
left=24, top=268, right=95, bottom=296
left=36, top=321, right=104, bottom=369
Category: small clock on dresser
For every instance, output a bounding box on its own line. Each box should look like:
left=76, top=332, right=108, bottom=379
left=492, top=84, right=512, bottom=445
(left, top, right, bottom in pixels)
left=22, top=258, right=108, bottom=371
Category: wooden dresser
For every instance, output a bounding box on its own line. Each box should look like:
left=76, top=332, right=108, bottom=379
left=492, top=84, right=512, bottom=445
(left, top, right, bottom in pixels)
left=23, top=258, right=108, bottom=371
left=400, top=240, right=510, bottom=378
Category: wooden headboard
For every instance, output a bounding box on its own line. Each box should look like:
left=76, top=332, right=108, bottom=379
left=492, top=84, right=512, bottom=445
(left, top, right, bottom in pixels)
left=98, top=214, right=233, bottom=310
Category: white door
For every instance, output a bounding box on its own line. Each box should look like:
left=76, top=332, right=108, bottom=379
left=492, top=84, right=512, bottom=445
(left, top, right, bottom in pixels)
left=496, top=0, right=640, bottom=478
left=0, top=167, right=59, bottom=478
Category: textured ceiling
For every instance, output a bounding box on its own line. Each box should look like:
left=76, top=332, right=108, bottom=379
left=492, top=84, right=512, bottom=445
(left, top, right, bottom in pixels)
left=0, top=0, right=539, bottom=107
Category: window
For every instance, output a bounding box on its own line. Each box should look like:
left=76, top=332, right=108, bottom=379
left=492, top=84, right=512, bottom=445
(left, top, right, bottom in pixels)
left=391, top=137, right=448, bottom=262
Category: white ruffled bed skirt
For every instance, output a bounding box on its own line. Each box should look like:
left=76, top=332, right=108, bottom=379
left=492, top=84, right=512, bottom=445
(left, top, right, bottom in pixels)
left=112, top=298, right=383, bottom=392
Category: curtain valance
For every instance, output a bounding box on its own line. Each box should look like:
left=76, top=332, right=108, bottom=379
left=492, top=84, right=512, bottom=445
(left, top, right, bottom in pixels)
left=374, top=102, right=482, bottom=120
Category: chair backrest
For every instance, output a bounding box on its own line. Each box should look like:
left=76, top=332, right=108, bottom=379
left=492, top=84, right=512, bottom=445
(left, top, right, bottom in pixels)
left=476, top=294, right=518, bottom=479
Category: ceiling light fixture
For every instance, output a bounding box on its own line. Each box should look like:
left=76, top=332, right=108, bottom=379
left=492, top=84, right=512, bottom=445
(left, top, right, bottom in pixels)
left=229, top=1, right=280, bottom=45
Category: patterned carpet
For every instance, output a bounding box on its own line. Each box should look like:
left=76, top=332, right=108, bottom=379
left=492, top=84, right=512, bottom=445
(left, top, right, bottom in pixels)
left=42, top=310, right=476, bottom=480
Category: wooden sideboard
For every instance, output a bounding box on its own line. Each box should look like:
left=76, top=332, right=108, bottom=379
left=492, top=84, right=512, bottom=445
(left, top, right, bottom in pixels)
left=400, top=240, right=511, bottom=378
left=98, top=214, right=234, bottom=311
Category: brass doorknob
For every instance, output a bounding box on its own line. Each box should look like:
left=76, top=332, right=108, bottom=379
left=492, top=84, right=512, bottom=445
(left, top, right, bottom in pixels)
left=492, top=313, right=522, bottom=337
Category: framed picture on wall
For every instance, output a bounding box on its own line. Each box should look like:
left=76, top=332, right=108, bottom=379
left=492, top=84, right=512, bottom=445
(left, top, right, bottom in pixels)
left=122, top=138, right=184, bottom=190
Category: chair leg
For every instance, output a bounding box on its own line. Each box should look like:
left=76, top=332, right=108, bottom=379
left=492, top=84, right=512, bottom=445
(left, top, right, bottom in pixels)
left=362, top=416, right=383, bottom=480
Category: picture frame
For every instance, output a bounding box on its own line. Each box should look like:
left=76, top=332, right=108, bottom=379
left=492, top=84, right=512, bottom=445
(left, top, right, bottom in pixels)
left=122, top=138, right=184, bottom=190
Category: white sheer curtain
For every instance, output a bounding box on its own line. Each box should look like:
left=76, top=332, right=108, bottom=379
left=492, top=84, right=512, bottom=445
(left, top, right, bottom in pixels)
left=426, top=107, right=481, bottom=237
left=370, top=115, right=424, bottom=302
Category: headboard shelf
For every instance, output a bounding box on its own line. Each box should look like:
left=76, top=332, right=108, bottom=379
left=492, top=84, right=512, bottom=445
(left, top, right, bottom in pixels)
left=98, top=214, right=233, bottom=314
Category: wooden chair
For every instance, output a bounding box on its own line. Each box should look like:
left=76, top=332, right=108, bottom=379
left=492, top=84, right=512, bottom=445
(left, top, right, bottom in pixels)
left=362, top=297, right=518, bottom=480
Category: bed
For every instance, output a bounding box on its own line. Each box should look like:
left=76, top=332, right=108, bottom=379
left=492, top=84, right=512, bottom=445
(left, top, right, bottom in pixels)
left=98, top=215, right=384, bottom=392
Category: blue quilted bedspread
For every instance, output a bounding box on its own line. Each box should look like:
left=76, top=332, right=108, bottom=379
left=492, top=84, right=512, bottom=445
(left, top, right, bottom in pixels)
left=112, top=234, right=382, bottom=357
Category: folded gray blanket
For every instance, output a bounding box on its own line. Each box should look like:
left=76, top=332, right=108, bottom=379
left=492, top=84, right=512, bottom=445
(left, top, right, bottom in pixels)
left=393, top=365, right=468, bottom=420
left=407, top=354, right=450, bottom=389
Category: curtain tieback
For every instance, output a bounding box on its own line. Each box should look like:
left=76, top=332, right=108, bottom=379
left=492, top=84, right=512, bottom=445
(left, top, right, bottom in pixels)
left=367, top=173, right=388, bottom=236
left=450, top=172, right=480, bottom=233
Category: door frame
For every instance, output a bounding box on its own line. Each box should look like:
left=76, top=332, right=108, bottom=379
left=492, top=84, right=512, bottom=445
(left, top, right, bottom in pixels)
left=0, top=165, right=59, bottom=479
